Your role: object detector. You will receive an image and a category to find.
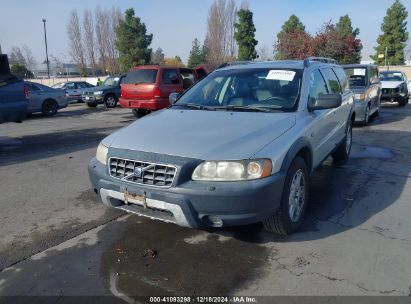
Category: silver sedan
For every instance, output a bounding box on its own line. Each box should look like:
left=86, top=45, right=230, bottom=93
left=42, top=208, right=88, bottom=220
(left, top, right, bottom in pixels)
left=26, top=82, right=68, bottom=116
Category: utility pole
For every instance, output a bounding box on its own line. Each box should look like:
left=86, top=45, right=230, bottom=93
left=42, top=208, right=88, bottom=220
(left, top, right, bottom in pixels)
left=42, top=19, right=50, bottom=78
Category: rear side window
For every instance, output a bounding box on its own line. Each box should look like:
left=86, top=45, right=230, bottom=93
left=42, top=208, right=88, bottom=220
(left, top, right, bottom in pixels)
left=27, top=83, right=40, bottom=91
left=123, top=69, right=158, bottom=84
left=321, top=68, right=342, bottom=94
left=333, top=67, right=349, bottom=92
left=162, top=69, right=180, bottom=85
left=308, top=69, right=328, bottom=107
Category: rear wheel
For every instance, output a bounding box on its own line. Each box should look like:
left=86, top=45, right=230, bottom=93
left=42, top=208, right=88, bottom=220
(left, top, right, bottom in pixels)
left=262, top=156, right=309, bottom=235
left=104, top=94, right=118, bottom=108
left=332, top=118, right=353, bottom=163
left=41, top=99, right=58, bottom=116
left=132, top=109, right=151, bottom=118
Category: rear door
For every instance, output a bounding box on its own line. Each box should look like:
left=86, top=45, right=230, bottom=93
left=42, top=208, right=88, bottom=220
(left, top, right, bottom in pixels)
left=159, top=68, right=184, bottom=99
left=321, top=67, right=349, bottom=152
left=26, top=83, right=43, bottom=112
left=307, top=68, right=335, bottom=166
left=121, top=69, right=158, bottom=100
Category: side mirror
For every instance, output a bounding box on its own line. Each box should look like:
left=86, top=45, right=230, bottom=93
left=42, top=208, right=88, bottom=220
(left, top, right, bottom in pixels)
left=309, top=93, right=342, bottom=111
left=169, top=92, right=180, bottom=104
left=370, top=78, right=380, bottom=85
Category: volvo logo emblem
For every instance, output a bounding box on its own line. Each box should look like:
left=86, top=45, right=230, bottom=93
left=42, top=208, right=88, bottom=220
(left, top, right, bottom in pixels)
left=134, top=167, right=143, bottom=177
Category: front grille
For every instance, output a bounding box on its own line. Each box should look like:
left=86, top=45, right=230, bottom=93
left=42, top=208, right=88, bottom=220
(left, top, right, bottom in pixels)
left=382, top=88, right=393, bottom=94
left=109, top=157, right=177, bottom=187
left=83, top=91, right=94, bottom=96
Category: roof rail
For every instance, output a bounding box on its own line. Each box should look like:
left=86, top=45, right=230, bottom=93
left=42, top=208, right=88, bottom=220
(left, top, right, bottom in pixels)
left=304, top=57, right=339, bottom=67
left=216, top=61, right=254, bottom=69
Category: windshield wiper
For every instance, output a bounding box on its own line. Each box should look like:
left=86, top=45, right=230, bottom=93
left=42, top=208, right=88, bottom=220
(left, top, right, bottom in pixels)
left=172, top=103, right=215, bottom=111
left=214, top=105, right=281, bottom=112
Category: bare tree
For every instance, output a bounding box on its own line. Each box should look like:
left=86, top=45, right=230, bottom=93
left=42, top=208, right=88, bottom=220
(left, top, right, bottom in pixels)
left=95, top=6, right=108, bottom=73
left=257, top=45, right=271, bottom=61
left=9, top=47, right=26, bottom=65
left=22, top=45, right=37, bottom=71
left=206, top=0, right=238, bottom=66
left=67, top=10, right=86, bottom=75
left=83, top=9, right=97, bottom=75
left=107, top=6, right=122, bottom=74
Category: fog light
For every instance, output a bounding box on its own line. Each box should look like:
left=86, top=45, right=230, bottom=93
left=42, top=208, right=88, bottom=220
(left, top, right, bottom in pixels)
left=203, top=215, right=223, bottom=227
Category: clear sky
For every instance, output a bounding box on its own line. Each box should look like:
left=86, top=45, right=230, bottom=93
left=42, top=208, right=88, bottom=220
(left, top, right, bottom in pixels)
left=0, top=0, right=410, bottom=65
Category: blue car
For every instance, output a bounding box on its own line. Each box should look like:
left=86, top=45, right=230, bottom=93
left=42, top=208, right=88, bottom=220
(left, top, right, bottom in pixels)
left=26, top=82, right=68, bottom=116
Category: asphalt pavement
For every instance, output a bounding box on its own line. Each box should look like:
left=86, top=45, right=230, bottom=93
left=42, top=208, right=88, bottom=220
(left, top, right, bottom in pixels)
left=0, top=101, right=411, bottom=300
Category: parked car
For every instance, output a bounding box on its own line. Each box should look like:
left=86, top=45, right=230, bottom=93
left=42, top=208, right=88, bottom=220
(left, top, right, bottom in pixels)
left=88, top=58, right=355, bottom=235
left=119, top=65, right=208, bottom=118
left=51, top=81, right=95, bottom=103
left=25, top=82, right=68, bottom=116
left=81, top=75, right=126, bottom=108
left=343, top=64, right=381, bottom=125
left=379, top=70, right=409, bottom=107
left=0, top=54, right=28, bottom=124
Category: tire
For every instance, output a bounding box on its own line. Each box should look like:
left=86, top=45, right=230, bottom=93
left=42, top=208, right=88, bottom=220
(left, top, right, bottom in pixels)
left=87, top=102, right=98, bottom=108
left=262, top=156, right=309, bottom=235
left=41, top=99, right=58, bottom=116
left=132, top=109, right=150, bottom=118
left=332, top=118, right=353, bottom=163
left=398, top=97, right=407, bottom=107
left=104, top=94, right=118, bottom=108
left=362, top=104, right=370, bottom=126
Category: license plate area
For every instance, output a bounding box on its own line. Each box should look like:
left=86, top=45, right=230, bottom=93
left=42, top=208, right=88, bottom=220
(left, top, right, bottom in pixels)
left=123, top=188, right=147, bottom=208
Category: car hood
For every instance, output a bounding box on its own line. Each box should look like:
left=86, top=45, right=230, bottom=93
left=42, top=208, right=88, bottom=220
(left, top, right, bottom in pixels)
left=381, top=81, right=403, bottom=89
left=109, top=109, right=296, bottom=160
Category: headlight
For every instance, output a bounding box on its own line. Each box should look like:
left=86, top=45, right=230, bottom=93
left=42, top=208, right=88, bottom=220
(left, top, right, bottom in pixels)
left=96, top=143, right=108, bottom=165
left=192, top=159, right=272, bottom=181
left=94, top=90, right=103, bottom=95
left=354, top=93, right=365, bottom=100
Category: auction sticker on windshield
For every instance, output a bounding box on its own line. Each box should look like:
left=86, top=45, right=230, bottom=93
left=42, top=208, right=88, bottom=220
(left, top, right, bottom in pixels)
left=266, top=70, right=296, bottom=81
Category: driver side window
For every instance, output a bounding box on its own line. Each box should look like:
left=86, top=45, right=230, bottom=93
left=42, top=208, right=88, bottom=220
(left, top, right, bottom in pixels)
left=308, top=69, right=328, bottom=108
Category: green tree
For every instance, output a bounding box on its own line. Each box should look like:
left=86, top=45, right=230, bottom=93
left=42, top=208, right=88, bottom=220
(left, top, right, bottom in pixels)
left=115, top=8, right=153, bottom=72
left=277, top=15, right=305, bottom=39
left=10, top=64, right=33, bottom=79
left=335, top=15, right=362, bottom=63
left=276, top=15, right=306, bottom=59
left=372, top=0, right=409, bottom=65
left=151, top=47, right=165, bottom=65
left=234, top=8, right=258, bottom=60
left=187, top=38, right=207, bottom=67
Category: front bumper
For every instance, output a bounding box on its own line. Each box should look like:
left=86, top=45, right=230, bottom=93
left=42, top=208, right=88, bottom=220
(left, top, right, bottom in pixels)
left=88, top=157, right=285, bottom=228
left=381, top=93, right=406, bottom=102
left=82, top=94, right=103, bottom=103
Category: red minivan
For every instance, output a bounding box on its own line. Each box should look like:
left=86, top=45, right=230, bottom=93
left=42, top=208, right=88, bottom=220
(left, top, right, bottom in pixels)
left=119, top=65, right=208, bottom=117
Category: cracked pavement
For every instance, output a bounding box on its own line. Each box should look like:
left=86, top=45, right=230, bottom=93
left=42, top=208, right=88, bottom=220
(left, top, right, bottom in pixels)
left=0, top=101, right=411, bottom=298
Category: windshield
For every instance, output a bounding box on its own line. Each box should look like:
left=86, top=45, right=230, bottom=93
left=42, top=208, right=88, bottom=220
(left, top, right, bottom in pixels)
left=123, top=69, right=158, bottom=84
left=103, top=76, right=120, bottom=86
left=175, top=68, right=302, bottom=112
left=379, top=72, right=404, bottom=82
left=344, top=68, right=367, bottom=87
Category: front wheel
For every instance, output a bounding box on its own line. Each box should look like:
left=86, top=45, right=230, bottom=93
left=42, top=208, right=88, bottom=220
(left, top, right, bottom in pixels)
left=332, top=118, right=353, bottom=163
left=398, top=97, right=408, bottom=107
left=262, top=157, right=309, bottom=235
left=42, top=99, right=58, bottom=116
left=104, top=95, right=118, bottom=108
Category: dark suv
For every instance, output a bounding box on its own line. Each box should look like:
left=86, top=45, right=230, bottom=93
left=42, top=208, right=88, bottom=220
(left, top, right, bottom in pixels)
left=82, top=75, right=126, bottom=108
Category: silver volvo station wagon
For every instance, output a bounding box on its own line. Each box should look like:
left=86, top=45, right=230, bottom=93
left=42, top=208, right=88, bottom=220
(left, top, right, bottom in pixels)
left=88, top=57, right=355, bottom=235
